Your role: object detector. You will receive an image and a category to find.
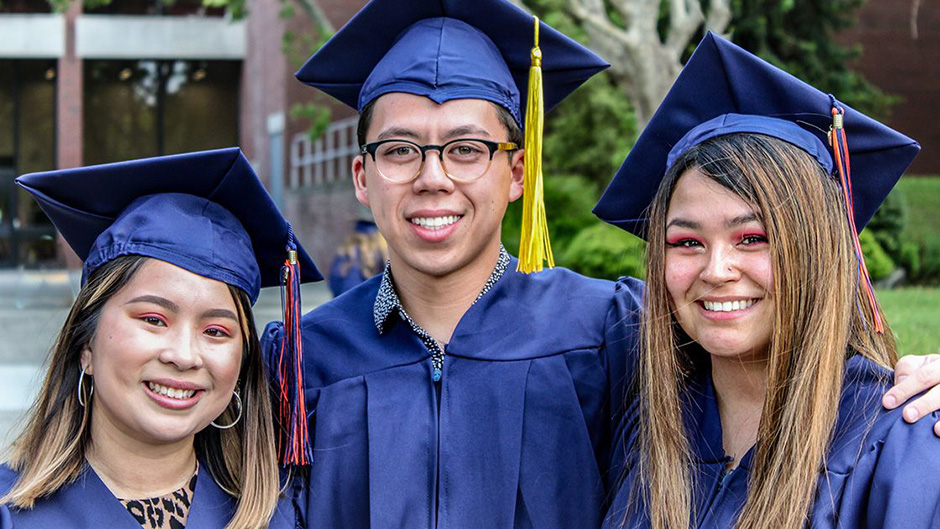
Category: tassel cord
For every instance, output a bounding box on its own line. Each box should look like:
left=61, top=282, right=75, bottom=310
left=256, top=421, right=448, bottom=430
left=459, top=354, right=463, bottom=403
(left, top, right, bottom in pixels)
left=830, top=106, right=884, bottom=334
left=517, top=16, right=554, bottom=274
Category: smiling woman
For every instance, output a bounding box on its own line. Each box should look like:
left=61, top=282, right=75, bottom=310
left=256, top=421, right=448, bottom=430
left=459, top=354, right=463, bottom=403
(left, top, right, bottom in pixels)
left=595, top=33, right=940, bottom=529
left=0, top=149, right=321, bottom=529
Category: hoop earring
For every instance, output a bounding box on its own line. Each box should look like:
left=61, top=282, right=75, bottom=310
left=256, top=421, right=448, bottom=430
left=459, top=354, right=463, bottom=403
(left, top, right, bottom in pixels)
left=77, top=367, right=94, bottom=407
left=211, top=391, right=243, bottom=429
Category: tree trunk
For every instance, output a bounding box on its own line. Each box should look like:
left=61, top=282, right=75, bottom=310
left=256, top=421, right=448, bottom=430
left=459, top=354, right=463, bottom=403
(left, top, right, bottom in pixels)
left=564, top=0, right=732, bottom=128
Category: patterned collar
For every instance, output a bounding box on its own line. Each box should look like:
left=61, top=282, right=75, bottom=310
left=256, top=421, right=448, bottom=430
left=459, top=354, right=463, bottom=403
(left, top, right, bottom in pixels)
left=373, top=244, right=511, bottom=335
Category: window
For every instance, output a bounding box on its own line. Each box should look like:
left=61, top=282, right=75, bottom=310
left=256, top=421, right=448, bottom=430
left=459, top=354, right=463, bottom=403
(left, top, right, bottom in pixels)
left=0, top=60, right=57, bottom=267
left=83, top=59, right=240, bottom=166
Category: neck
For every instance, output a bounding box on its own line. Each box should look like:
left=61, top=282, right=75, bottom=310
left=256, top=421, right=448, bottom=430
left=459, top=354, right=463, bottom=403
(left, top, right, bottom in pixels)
left=710, top=353, right=768, bottom=468
left=390, top=242, right=501, bottom=344
left=87, top=410, right=197, bottom=499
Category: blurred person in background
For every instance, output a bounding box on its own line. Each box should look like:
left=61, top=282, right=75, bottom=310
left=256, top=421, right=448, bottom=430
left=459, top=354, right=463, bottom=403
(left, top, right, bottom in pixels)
left=328, top=218, right=388, bottom=297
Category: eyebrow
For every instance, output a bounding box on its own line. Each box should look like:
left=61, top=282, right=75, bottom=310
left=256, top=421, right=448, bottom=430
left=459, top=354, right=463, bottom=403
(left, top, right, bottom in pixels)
left=125, top=295, right=179, bottom=313
left=665, top=213, right=762, bottom=230
left=202, top=308, right=239, bottom=322
left=125, top=296, right=238, bottom=321
left=441, top=125, right=492, bottom=140
left=376, top=127, right=422, bottom=141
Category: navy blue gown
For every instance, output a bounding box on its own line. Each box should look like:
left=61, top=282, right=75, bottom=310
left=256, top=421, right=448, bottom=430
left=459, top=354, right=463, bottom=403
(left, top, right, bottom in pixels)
left=604, top=355, right=940, bottom=528
left=0, top=461, right=300, bottom=528
left=263, top=257, right=644, bottom=527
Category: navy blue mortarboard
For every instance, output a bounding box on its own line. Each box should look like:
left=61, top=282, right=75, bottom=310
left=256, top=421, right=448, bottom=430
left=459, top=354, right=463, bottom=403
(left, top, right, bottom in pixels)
left=594, top=31, right=920, bottom=335
left=16, top=148, right=321, bottom=304
left=296, top=0, right=608, bottom=124
left=593, top=31, right=920, bottom=238
left=18, top=147, right=320, bottom=466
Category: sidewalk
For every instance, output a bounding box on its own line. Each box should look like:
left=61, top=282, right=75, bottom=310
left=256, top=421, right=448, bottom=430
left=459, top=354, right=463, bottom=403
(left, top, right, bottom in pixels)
left=0, top=268, right=333, bottom=449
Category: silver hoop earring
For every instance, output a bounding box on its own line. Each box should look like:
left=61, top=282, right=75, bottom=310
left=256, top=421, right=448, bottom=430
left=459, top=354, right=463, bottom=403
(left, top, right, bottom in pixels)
left=211, top=391, right=243, bottom=429
left=77, top=367, right=94, bottom=407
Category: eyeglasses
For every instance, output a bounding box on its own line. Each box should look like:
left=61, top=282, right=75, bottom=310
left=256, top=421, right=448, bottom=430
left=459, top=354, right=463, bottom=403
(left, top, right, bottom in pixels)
left=360, top=138, right=518, bottom=183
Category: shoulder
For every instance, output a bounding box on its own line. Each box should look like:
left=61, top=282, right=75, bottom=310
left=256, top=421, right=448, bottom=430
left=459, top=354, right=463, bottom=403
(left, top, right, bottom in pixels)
left=301, top=274, right=382, bottom=329
left=818, top=356, right=940, bottom=527
left=830, top=355, right=940, bottom=472
left=262, top=275, right=382, bottom=343
left=500, top=265, right=644, bottom=317
left=470, top=266, right=644, bottom=358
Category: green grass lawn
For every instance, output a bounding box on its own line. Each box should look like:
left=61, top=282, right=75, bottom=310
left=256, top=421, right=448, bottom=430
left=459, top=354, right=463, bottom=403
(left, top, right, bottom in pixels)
left=878, top=287, right=940, bottom=356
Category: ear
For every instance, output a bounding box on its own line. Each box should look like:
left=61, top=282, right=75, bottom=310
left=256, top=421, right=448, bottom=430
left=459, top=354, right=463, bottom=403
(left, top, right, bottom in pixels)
left=81, top=346, right=93, bottom=375
left=508, top=149, right=525, bottom=202
left=352, top=155, right=371, bottom=207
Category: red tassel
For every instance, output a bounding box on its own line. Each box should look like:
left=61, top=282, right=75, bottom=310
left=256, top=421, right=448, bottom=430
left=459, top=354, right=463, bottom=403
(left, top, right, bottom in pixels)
left=830, top=106, right=884, bottom=335
left=277, top=240, right=312, bottom=466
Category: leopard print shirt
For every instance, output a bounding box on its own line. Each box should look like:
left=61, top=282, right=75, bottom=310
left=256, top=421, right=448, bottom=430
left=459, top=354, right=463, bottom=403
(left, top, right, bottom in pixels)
left=119, top=463, right=198, bottom=529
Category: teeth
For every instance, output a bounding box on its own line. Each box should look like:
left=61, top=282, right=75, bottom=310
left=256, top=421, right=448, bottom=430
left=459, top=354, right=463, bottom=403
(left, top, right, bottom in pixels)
left=148, top=382, right=196, bottom=400
left=703, top=299, right=757, bottom=312
left=410, top=215, right=461, bottom=230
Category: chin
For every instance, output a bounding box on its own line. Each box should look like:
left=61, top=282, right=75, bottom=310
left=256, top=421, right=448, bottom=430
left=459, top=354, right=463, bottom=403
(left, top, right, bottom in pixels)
left=401, top=247, right=471, bottom=278
left=139, top=417, right=207, bottom=444
left=701, top=340, right=768, bottom=361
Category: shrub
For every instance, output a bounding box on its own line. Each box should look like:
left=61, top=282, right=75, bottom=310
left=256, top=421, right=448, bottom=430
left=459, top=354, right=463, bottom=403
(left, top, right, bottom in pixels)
left=502, top=174, right=599, bottom=258
left=899, top=241, right=921, bottom=280
left=859, top=229, right=895, bottom=281
left=867, top=187, right=908, bottom=263
left=917, top=242, right=940, bottom=286
left=562, top=223, right=647, bottom=281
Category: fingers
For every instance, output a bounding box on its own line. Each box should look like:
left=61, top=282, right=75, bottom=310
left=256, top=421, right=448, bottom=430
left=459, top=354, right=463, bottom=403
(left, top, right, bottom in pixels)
left=883, top=354, right=940, bottom=413
left=893, top=354, right=928, bottom=386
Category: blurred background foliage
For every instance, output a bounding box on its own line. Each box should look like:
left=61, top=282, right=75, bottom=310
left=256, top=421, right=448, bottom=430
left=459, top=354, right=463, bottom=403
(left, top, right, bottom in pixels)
left=499, top=0, right=937, bottom=287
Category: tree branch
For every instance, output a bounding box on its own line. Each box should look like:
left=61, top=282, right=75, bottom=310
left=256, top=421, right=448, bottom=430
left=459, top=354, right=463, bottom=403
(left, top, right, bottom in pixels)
left=293, top=0, right=334, bottom=34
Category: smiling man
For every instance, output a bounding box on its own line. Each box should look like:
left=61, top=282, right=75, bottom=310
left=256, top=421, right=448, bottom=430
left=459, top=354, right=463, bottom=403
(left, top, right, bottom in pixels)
left=260, top=0, right=644, bottom=526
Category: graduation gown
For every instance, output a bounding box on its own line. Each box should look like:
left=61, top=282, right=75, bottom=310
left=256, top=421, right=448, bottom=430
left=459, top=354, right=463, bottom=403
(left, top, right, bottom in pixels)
left=604, top=355, right=940, bottom=528
left=263, top=260, right=644, bottom=528
left=0, top=462, right=299, bottom=528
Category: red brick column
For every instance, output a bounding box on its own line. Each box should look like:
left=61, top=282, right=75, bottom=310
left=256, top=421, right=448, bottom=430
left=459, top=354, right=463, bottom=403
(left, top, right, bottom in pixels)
left=57, top=1, right=82, bottom=171
left=57, top=0, right=83, bottom=268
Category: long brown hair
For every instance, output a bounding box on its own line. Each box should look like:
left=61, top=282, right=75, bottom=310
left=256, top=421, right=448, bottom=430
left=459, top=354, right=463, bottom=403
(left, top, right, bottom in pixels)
left=2, top=255, right=282, bottom=529
left=634, top=134, right=897, bottom=529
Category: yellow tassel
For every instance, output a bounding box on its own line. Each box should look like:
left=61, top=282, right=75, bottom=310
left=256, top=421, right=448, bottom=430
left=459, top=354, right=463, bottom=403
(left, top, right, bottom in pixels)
left=517, top=16, right=554, bottom=274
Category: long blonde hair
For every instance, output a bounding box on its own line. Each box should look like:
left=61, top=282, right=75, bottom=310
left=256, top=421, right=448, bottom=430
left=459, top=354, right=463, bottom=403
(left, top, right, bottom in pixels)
left=635, top=134, right=897, bottom=529
left=2, top=255, right=282, bottom=529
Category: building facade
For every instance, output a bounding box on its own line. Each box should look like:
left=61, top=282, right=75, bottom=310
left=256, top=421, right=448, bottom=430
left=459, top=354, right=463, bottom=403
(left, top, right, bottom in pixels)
left=0, top=0, right=364, bottom=273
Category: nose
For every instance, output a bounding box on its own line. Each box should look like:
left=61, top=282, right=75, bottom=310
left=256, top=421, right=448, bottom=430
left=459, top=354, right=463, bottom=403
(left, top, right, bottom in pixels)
left=159, top=328, right=205, bottom=371
left=700, top=245, right=741, bottom=284
left=412, top=149, right=455, bottom=194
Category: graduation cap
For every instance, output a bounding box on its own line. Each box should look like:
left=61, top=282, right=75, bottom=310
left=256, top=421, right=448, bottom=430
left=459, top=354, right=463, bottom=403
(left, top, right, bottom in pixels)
left=297, top=0, right=610, bottom=273
left=17, top=147, right=320, bottom=465
left=593, top=31, right=920, bottom=334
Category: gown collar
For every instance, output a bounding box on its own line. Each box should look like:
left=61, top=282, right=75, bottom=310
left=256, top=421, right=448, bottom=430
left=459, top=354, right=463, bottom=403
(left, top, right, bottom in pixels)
left=684, top=362, right=755, bottom=471
left=373, top=244, right=511, bottom=334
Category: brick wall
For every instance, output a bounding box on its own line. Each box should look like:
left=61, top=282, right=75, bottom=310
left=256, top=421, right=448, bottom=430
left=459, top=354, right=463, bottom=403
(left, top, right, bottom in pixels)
left=282, top=0, right=368, bottom=276
left=838, top=0, right=940, bottom=175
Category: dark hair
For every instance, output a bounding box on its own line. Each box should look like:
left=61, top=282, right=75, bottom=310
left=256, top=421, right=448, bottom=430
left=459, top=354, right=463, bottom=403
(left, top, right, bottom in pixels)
left=357, top=98, right=524, bottom=154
